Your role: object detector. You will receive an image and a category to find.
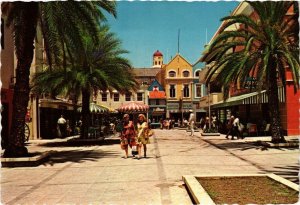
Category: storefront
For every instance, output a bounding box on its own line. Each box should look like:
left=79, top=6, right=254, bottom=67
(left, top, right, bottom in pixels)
left=209, top=87, right=292, bottom=135
left=39, top=99, right=75, bottom=139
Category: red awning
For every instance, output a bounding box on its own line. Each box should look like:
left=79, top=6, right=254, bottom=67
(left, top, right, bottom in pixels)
left=149, top=90, right=166, bottom=99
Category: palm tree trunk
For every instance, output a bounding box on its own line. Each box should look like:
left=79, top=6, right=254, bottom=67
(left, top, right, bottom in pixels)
left=268, top=61, right=286, bottom=143
left=81, top=88, right=91, bottom=139
left=4, top=3, right=39, bottom=157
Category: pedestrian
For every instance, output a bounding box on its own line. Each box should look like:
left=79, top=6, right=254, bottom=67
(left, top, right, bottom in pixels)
left=57, top=115, right=67, bottom=138
left=200, top=117, right=205, bottom=130
left=212, top=114, right=217, bottom=128
left=177, top=119, right=181, bottom=127
left=66, top=120, right=72, bottom=137
left=225, top=115, right=235, bottom=139
left=183, top=118, right=188, bottom=127
left=136, top=114, right=150, bottom=159
left=188, top=110, right=195, bottom=136
left=159, top=118, right=163, bottom=129
left=120, top=114, right=136, bottom=159
left=203, top=116, right=210, bottom=132
left=232, top=115, right=241, bottom=140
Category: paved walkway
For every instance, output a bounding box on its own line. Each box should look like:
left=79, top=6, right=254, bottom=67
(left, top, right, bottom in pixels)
left=1, top=129, right=299, bottom=204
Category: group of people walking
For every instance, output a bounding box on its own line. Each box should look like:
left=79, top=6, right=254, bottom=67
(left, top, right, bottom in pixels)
left=119, top=114, right=151, bottom=159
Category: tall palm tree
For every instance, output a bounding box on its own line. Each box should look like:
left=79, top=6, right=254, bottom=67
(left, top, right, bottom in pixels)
left=2, top=1, right=116, bottom=157
left=204, top=1, right=299, bottom=143
left=33, top=25, right=138, bottom=139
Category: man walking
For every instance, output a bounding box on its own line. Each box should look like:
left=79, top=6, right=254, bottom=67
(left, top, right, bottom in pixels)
left=188, top=110, right=195, bottom=137
left=232, top=115, right=241, bottom=140
left=57, top=115, right=67, bottom=138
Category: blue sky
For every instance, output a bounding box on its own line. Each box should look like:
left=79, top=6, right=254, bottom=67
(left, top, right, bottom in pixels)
left=105, top=1, right=239, bottom=68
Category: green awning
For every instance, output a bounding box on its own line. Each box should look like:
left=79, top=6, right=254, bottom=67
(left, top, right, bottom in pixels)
left=211, top=91, right=266, bottom=109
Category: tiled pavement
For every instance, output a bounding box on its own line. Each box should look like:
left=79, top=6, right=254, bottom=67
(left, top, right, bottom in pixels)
left=1, top=130, right=299, bottom=204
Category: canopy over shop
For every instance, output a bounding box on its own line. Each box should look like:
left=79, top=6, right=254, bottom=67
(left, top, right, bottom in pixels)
left=77, top=102, right=109, bottom=126
left=117, top=101, right=149, bottom=123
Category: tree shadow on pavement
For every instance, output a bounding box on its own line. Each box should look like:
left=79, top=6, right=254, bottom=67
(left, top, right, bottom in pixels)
left=42, top=149, right=119, bottom=166
left=205, top=139, right=299, bottom=152
left=259, top=165, right=299, bottom=184
left=35, top=138, right=120, bottom=148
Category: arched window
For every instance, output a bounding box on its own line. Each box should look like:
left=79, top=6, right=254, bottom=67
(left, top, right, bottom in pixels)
left=183, top=71, right=189, bottom=77
left=195, top=70, right=200, bottom=77
left=169, top=71, right=176, bottom=77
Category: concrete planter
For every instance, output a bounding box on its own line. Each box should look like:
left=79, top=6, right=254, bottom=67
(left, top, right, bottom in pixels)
left=183, top=174, right=299, bottom=205
left=1, top=151, right=52, bottom=167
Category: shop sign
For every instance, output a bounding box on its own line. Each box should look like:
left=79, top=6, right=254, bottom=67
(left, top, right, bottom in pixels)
left=182, top=103, right=193, bottom=109
left=167, top=103, right=179, bottom=110
left=154, top=107, right=165, bottom=112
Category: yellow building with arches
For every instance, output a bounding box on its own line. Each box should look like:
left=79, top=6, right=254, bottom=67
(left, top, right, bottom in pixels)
left=160, top=54, right=195, bottom=120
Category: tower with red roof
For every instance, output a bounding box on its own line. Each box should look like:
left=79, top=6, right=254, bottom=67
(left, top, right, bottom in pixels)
left=152, top=50, right=163, bottom=68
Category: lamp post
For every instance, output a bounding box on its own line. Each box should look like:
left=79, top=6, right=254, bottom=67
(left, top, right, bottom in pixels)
left=181, top=89, right=184, bottom=124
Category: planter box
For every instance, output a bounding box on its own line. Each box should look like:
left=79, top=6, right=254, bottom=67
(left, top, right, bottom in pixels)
left=183, top=174, right=298, bottom=205
left=1, top=151, right=52, bottom=167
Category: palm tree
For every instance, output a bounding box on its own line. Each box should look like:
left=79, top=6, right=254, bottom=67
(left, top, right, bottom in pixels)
left=2, top=1, right=116, bottom=157
left=204, top=1, right=299, bottom=143
left=33, top=25, right=138, bottom=139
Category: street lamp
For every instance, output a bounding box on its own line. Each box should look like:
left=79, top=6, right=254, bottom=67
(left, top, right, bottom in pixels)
left=181, top=89, right=184, bottom=123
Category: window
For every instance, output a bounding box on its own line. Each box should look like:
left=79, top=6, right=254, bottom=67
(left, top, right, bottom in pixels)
left=114, top=93, right=119, bottom=101
left=155, top=61, right=157, bottom=65
left=195, top=70, right=200, bottom=77
left=183, top=84, right=189, bottom=97
left=153, top=86, right=159, bottom=91
left=137, top=93, right=143, bottom=101
left=170, top=85, right=176, bottom=98
left=102, top=93, right=107, bottom=101
left=183, top=71, right=189, bottom=77
left=125, top=93, right=131, bottom=101
left=169, top=71, right=176, bottom=77
left=195, top=84, right=201, bottom=98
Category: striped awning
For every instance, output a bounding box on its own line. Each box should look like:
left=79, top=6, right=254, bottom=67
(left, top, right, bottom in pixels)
left=77, top=103, right=109, bottom=113
left=118, top=101, right=149, bottom=114
left=242, top=87, right=285, bottom=104
left=212, top=87, right=285, bottom=109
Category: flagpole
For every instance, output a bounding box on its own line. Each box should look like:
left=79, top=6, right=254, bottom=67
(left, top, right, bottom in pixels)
left=178, top=29, right=180, bottom=54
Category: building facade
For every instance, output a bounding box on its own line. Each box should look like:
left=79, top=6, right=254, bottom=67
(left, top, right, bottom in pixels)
left=162, top=54, right=194, bottom=120
left=199, top=2, right=299, bottom=135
